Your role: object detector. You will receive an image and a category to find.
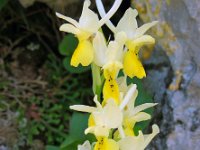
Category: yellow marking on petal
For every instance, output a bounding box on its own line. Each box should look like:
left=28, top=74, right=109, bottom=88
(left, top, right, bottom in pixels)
left=124, top=127, right=135, bottom=136
left=94, top=137, right=119, bottom=150
left=103, top=68, right=120, bottom=105
left=123, top=117, right=135, bottom=136
left=88, top=114, right=95, bottom=127
left=123, top=50, right=146, bottom=79
left=94, top=137, right=107, bottom=150
left=70, top=40, right=94, bottom=67
left=107, top=139, right=119, bottom=150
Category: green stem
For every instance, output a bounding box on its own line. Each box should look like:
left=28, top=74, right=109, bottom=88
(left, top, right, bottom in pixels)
left=91, top=63, right=102, bottom=101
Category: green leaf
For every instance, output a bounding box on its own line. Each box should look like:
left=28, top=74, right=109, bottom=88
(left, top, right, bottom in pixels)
left=63, top=57, right=90, bottom=74
left=46, top=145, right=60, bottom=150
left=61, top=139, right=81, bottom=150
left=58, top=34, right=78, bottom=56
left=60, top=113, right=96, bottom=149
left=69, top=112, right=89, bottom=138
left=127, top=77, right=154, bottom=135
left=0, top=0, right=7, bottom=10
left=60, top=135, right=78, bottom=149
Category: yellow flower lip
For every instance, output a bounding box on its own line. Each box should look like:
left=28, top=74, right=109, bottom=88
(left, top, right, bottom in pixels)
left=94, top=136, right=119, bottom=150
left=70, top=39, right=94, bottom=67
left=123, top=50, right=146, bottom=79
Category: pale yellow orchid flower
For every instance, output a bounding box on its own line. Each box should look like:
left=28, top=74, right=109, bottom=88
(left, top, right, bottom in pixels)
left=117, top=77, right=157, bottom=136
left=70, top=96, right=123, bottom=136
left=115, top=8, right=158, bottom=79
left=56, top=0, right=99, bottom=67
left=93, top=31, right=126, bottom=105
left=70, top=96, right=122, bottom=150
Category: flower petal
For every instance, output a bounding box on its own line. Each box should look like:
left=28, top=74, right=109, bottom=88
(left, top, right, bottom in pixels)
left=117, top=76, right=128, bottom=94
left=56, top=12, right=79, bottom=27
left=78, top=140, right=91, bottom=150
left=103, top=100, right=123, bottom=128
left=130, top=103, right=158, bottom=116
left=115, top=8, right=138, bottom=39
left=70, top=105, right=97, bottom=113
left=118, top=132, right=144, bottom=150
left=106, top=41, right=123, bottom=64
left=93, top=32, right=107, bottom=67
left=132, top=112, right=151, bottom=122
left=126, top=88, right=138, bottom=111
left=107, top=139, right=119, bottom=150
left=59, top=23, right=80, bottom=35
left=134, top=21, right=158, bottom=38
left=85, top=126, right=109, bottom=137
left=79, top=0, right=99, bottom=33
left=142, top=124, right=160, bottom=149
left=93, top=95, right=103, bottom=109
left=115, top=31, right=127, bottom=46
left=71, top=40, right=94, bottom=67
left=133, top=35, right=155, bottom=53
left=123, top=50, right=146, bottom=79
left=120, top=84, right=137, bottom=110
left=94, top=137, right=119, bottom=150
left=103, top=68, right=120, bottom=104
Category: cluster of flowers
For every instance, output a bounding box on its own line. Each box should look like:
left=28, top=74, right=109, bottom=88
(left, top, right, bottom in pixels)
left=56, top=0, right=159, bottom=149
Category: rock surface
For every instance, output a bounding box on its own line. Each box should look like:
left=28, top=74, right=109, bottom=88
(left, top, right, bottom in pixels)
left=132, top=0, right=200, bottom=149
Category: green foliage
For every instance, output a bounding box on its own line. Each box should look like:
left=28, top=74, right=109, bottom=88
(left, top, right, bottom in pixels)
left=127, top=77, right=154, bottom=135
left=0, top=0, right=7, bottom=10
left=59, top=34, right=78, bottom=56
left=59, top=34, right=90, bottom=73
left=60, top=112, right=95, bottom=150
left=0, top=52, right=92, bottom=149
left=46, top=145, right=60, bottom=150
left=17, top=96, right=68, bottom=145
left=63, top=57, right=90, bottom=74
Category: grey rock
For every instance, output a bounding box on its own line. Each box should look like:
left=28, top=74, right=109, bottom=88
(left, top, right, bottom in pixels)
left=0, top=146, right=8, bottom=150
left=132, top=0, right=200, bottom=149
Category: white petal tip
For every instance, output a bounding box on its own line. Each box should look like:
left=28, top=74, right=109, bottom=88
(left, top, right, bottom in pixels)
left=152, top=21, right=159, bottom=25
left=84, top=0, right=91, bottom=6
left=152, top=124, right=160, bottom=134
left=127, top=8, right=138, bottom=17
left=56, top=12, right=63, bottom=18
left=69, top=105, right=75, bottom=110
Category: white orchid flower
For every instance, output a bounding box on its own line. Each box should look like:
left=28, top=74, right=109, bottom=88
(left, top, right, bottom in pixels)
left=115, top=8, right=158, bottom=79
left=70, top=96, right=123, bottom=137
left=70, top=96, right=122, bottom=150
left=118, top=124, right=160, bottom=150
left=92, top=31, right=126, bottom=105
left=116, top=78, right=157, bottom=136
left=93, top=31, right=126, bottom=70
left=56, top=0, right=98, bottom=67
